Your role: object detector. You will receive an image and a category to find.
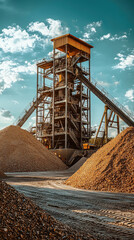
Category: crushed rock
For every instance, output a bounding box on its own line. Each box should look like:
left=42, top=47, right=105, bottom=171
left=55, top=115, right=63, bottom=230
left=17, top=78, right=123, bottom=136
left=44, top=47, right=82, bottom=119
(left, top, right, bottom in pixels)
left=0, top=125, right=67, bottom=172
left=66, top=127, right=134, bottom=193
left=0, top=181, right=95, bottom=240
left=0, top=171, right=6, bottom=179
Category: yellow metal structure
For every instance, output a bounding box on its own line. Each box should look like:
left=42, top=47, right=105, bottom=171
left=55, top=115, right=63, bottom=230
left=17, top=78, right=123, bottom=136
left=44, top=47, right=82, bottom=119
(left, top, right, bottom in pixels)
left=51, top=34, right=93, bottom=55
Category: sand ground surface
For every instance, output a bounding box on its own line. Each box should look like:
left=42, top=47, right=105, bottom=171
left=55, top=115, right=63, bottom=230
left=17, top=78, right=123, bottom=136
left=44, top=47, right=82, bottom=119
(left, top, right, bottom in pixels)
left=5, top=171, right=134, bottom=240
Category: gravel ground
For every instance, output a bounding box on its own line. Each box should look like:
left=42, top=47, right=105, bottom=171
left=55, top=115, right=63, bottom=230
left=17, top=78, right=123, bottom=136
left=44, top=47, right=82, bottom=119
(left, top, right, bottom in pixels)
left=0, top=180, right=94, bottom=240
left=6, top=171, right=134, bottom=240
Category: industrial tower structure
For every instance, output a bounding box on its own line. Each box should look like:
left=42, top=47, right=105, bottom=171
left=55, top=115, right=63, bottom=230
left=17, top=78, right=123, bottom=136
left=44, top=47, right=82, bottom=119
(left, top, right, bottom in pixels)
left=16, top=34, right=134, bottom=163
left=36, top=34, right=93, bottom=149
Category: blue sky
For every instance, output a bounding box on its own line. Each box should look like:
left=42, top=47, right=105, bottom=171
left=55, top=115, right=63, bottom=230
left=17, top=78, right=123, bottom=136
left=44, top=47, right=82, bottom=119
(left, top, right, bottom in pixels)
left=0, top=0, right=134, bottom=136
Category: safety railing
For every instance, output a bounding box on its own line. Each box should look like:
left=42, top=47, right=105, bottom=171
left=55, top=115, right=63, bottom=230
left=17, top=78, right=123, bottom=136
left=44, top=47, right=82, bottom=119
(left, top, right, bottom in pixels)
left=13, top=96, right=37, bottom=126
left=91, top=77, right=134, bottom=121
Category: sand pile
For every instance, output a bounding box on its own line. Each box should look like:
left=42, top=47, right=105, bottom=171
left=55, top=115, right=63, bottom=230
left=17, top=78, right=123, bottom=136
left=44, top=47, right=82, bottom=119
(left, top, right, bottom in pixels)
left=0, top=125, right=67, bottom=172
left=0, top=181, right=94, bottom=240
left=66, top=127, right=134, bottom=193
left=0, top=171, right=6, bottom=178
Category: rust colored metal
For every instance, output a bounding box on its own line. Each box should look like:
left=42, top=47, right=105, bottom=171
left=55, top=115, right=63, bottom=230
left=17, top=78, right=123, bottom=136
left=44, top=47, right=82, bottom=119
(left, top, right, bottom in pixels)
left=36, top=34, right=93, bottom=153
left=15, top=34, right=134, bottom=161
left=94, top=105, right=120, bottom=146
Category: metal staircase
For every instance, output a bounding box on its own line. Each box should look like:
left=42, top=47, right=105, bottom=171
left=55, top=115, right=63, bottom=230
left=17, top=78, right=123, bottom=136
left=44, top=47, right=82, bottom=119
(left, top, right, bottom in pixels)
left=15, top=93, right=47, bottom=127
left=69, top=129, right=80, bottom=149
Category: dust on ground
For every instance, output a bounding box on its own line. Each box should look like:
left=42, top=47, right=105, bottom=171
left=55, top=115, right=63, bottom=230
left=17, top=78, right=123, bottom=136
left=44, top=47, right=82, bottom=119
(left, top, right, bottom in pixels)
left=6, top=171, right=134, bottom=240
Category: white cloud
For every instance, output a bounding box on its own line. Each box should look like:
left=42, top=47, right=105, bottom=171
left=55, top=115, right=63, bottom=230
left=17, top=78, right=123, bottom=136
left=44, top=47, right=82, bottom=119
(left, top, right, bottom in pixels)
left=125, top=89, right=134, bottom=102
left=0, top=108, right=14, bottom=126
left=14, top=62, right=36, bottom=75
left=97, top=81, right=110, bottom=87
left=109, top=128, right=118, bottom=138
left=0, top=25, right=39, bottom=53
left=83, top=21, right=102, bottom=41
left=0, top=59, right=36, bottom=93
left=110, top=34, right=127, bottom=41
left=100, top=33, right=127, bottom=41
left=28, top=19, right=69, bottom=38
left=113, top=50, right=134, bottom=70
left=124, top=104, right=131, bottom=113
left=0, top=19, right=69, bottom=53
left=0, top=60, right=22, bottom=93
left=12, top=100, right=19, bottom=105
left=91, top=27, right=96, bottom=33
left=48, top=49, right=64, bottom=58
left=100, top=33, right=110, bottom=40
left=114, top=81, right=119, bottom=85
left=31, top=116, right=36, bottom=121
left=114, top=97, right=119, bottom=101
left=21, top=85, right=27, bottom=89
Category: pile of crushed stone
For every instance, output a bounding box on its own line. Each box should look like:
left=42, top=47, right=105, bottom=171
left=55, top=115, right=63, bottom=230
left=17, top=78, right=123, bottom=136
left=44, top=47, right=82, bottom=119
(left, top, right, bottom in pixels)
left=66, top=127, right=134, bottom=193
left=0, top=181, right=95, bottom=240
left=0, top=126, right=67, bottom=172
left=0, top=171, right=6, bottom=179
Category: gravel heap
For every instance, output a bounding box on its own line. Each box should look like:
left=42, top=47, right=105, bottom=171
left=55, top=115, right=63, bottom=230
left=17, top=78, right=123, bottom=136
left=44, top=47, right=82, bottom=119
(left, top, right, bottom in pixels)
left=0, top=181, right=95, bottom=240
left=0, top=171, right=6, bottom=179
left=0, top=125, right=67, bottom=172
left=66, top=127, right=134, bottom=193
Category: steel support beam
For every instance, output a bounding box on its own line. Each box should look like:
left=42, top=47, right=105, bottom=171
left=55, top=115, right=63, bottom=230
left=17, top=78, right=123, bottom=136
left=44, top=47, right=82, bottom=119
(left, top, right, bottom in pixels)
left=65, top=44, right=68, bottom=148
left=36, top=66, right=39, bottom=138
left=52, top=47, right=55, bottom=148
left=105, top=105, right=108, bottom=143
left=77, top=72, right=134, bottom=127
left=88, top=54, right=91, bottom=138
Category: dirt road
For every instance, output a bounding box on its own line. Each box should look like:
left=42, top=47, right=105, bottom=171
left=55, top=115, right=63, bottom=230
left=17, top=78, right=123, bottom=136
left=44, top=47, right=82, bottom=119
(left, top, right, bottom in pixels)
left=6, top=171, right=134, bottom=240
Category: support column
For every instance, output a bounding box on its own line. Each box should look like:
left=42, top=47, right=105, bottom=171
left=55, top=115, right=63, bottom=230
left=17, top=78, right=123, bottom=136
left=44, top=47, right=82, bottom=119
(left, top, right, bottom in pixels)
left=105, top=105, right=108, bottom=143
left=88, top=54, right=91, bottom=138
left=65, top=44, right=68, bottom=148
left=36, top=66, right=39, bottom=138
left=80, top=70, right=82, bottom=148
left=117, top=115, right=120, bottom=134
left=43, top=68, right=45, bottom=127
left=52, top=47, right=55, bottom=148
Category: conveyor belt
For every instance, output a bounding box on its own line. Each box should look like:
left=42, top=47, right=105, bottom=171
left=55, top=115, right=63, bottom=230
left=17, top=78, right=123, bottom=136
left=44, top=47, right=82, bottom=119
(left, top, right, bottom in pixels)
left=16, top=93, right=46, bottom=127
left=16, top=72, right=134, bottom=128
left=77, top=72, right=134, bottom=127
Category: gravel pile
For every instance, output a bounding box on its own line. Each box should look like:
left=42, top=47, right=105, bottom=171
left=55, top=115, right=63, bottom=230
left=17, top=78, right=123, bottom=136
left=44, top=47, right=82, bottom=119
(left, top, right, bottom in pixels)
left=66, top=127, right=134, bottom=193
left=0, top=171, right=6, bottom=179
left=0, top=181, right=95, bottom=240
left=0, top=126, right=67, bottom=172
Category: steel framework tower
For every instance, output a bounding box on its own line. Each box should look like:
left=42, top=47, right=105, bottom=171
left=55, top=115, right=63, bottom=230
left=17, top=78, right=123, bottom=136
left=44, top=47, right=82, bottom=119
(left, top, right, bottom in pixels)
left=15, top=34, right=134, bottom=159
left=36, top=34, right=93, bottom=149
